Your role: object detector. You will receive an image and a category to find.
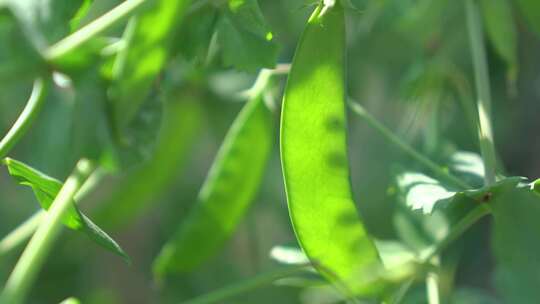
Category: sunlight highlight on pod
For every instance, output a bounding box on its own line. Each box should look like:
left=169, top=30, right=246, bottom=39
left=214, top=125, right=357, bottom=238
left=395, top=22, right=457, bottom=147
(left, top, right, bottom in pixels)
left=280, top=2, right=381, bottom=295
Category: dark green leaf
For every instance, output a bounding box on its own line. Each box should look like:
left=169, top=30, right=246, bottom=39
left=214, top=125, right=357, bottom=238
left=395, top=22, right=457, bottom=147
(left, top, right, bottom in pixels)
left=491, top=183, right=540, bottom=303
left=0, top=6, right=44, bottom=83
left=479, top=0, right=518, bottom=79
left=5, top=0, right=87, bottom=46
left=2, top=158, right=129, bottom=261
left=216, top=0, right=279, bottom=71
left=516, top=0, right=540, bottom=37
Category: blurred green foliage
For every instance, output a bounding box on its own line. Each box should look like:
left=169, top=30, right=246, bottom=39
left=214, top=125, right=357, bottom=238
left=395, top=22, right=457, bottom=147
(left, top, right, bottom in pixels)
left=1, top=0, right=540, bottom=303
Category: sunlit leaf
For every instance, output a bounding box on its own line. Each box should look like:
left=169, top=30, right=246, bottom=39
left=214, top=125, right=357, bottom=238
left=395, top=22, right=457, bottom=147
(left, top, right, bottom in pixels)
left=110, top=0, right=192, bottom=130
left=2, top=158, right=129, bottom=261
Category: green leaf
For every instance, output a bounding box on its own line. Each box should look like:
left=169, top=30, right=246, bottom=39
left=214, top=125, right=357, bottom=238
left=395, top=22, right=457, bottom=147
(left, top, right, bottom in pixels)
left=110, top=0, right=192, bottom=130
left=450, top=288, right=500, bottom=304
left=491, top=183, right=540, bottom=303
left=0, top=6, right=44, bottom=83
left=153, top=92, right=274, bottom=276
left=95, top=91, right=204, bottom=228
left=516, top=0, right=540, bottom=37
left=5, top=0, right=87, bottom=46
left=173, top=5, right=218, bottom=63
left=479, top=0, right=518, bottom=79
left=2, top=158, right=129, bottom=262
left=216, top=0, right=279, bottom=71
left=280, top=3, right=382, bottom=295
left=397, top=172, right=457, bottom=214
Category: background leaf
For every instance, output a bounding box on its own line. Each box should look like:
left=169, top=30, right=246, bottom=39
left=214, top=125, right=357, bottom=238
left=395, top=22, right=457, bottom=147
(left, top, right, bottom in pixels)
left=491, top=183, right=540, bottom=303
left=216, top=0, right=279, bottom=71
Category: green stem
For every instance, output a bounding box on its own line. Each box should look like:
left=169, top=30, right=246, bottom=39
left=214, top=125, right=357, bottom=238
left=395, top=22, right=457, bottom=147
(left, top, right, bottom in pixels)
left=426, top=257, right=441, bottom=304
left=0, top=159, right=96, bottom=304
left=182, top=265, right=308, bottom=304
left=44, top=0, right=147, bottom=61
left=0, top=78, right=47, bottom=159
left=422, top=204, right=490, bottom=262
left=465, top=0, right=497, bottom=186
left=348, top=101, right=470, bottom=190
left=0, top=211, right=44, bottom=257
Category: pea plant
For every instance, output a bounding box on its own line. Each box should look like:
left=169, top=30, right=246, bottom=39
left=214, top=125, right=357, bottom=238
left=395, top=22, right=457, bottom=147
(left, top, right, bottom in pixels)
left=0, top=0, right=539, bottom=303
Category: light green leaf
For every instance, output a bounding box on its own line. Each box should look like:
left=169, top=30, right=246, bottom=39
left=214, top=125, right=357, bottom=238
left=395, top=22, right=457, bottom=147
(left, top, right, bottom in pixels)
left=110, top=0, right=192, bottom=130
left=153, top=92, right=274, bottom=276
left=491, top=183, right=540, bottom=303
left=2, top=158, right=129, bottom=262
left=216, top=0, right=279, bottom=71
left=280, top=3, right=382, bottom=295
left=397, top=172, right=456, bottom=214
left=479, top=0, right=518, bottom=79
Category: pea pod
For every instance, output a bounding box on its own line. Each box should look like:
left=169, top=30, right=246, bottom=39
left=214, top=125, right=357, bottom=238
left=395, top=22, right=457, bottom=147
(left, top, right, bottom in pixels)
left=280, top=2, right=380, bottom=293
left=153, top=88, right=274, bottom=276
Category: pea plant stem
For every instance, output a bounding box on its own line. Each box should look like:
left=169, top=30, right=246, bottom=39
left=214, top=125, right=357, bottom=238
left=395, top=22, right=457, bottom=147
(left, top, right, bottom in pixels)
left=0, top=159, right=96, bottom=304
left=0, top=78, right=47, bottom=159
left=465, top=0, right=498, bottom=186
left=348, top=101, right=470, bottom=190
left=422, top=204, right=491, bottom=262
left=45, top=0, right=147, bottom=61
left=182, top=265, right=309, bottom=304
left=0, top=211, right=44, bottom=257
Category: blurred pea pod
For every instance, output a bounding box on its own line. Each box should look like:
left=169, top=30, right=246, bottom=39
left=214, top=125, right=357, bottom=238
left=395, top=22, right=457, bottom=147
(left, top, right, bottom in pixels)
left=110, top=0, right=192, bottom=130
left=95, top=91, right=204, bottom=228
left=153, top=72, right=275, bottom=276
left=280, top=2, right=382, bottom=295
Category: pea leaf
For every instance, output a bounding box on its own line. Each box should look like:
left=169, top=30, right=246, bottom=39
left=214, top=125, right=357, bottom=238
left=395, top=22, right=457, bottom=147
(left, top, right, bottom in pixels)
left=397, top=172, right=457, bottom=214
left=516, top=0, right=540, bottom=37
left=2, top=158, right=129, bottom=262
left=4, top=0, right=87, bottom=46
left=109, top=0, right=192, bottom=130
left=0, top=6, right=44, bottom=83
left=216, top=0, right=279, bottom=71
left=450, top=288, right=500, bottom=304
left=479, top=0, right=518, bottom=80
left=491, top=183, right=540, bottom=303
left=153, top=93, right=274, bottom=276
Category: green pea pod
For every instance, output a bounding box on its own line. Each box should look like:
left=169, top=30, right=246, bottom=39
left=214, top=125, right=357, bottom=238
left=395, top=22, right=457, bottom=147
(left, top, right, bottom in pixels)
left=153, top=92, right=274, bottom=276
left=280, top=2, right=381, bottom=294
